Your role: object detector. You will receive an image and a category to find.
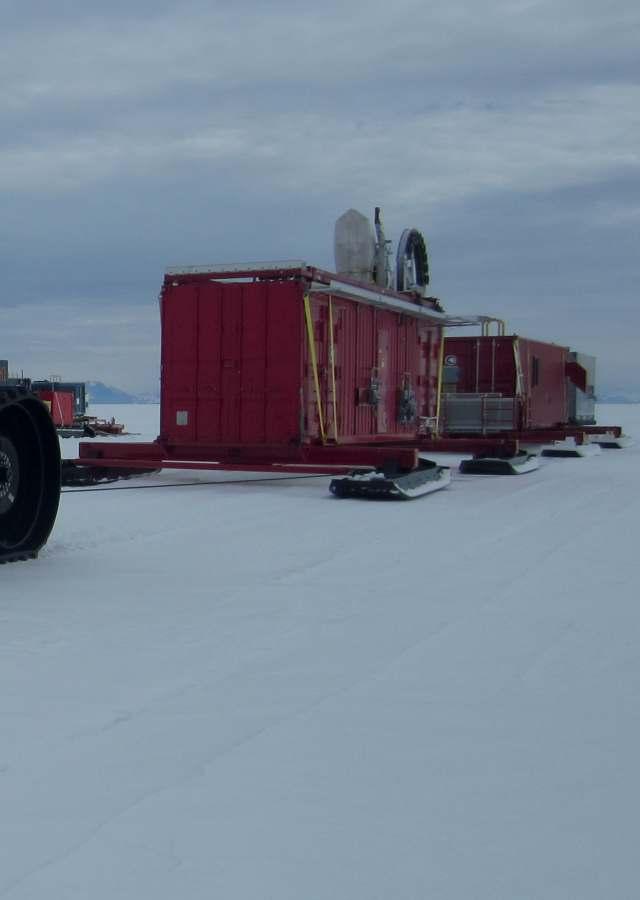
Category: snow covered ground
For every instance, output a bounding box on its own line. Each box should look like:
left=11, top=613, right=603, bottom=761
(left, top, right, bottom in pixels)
left=2, top=404, right=639, bottom=899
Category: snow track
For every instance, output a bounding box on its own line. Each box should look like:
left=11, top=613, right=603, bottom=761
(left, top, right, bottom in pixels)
left=1, top=405, right=639, bottom=899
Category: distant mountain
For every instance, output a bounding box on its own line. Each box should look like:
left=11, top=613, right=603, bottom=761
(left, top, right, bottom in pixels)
left=598, top=390, right=640, bottom=404
left=86, top=382, right=159, bottom=404
left=598, top=396, right=640, bottom=405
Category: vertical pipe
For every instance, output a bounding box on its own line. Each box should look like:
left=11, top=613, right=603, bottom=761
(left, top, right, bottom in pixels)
left=475, top=339, right=480, bottom=392
left=491, top=337, right=496, bottom=393
left=435, top=331, right=445, bottom=436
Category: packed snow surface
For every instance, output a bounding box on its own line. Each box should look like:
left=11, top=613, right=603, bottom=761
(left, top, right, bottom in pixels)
left=2, top=404, right=639, bottom=899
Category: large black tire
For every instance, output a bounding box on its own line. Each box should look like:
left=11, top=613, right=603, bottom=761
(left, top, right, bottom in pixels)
left=0, top=389, right=61, bottom=563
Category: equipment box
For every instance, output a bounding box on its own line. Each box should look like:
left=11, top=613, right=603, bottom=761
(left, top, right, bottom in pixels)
left=442, top=335, right=587, bottom=430
left=159, top=265, right=446, bottom=448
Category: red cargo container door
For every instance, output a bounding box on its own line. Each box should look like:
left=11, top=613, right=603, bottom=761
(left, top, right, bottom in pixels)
left=263, top=283, right=302, bottom=443
left=162, top=279, right=302, bottom=446
left=193, top=281, right=224, bottom=443
left=418, top=324, right=438, bottom=420
left=517, top=339, right=568, bottom=428
left=197, top=281, right=288, bottom=445
left=196, top=280, right=302, bottom=445
left=219, top=284, right=243, bottom=442
left=161, top=282, right=199, bottom=442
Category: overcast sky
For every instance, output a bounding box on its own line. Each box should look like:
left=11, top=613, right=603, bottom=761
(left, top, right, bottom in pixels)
left=2, top=0, right=638, bottom=394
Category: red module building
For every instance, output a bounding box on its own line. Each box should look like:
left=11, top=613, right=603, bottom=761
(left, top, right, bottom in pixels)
left=441, top=335, right=586, bottom=433
left=159, top=263, right=447, bottom=452
left=71, top=267, right=626, bottom=487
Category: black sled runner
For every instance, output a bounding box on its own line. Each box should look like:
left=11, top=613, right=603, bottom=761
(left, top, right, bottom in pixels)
left=330, top=459, right=450, bottom=500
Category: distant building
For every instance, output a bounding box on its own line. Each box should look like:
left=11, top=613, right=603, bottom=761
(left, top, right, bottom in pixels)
left=31, top=381, right=87, bottom=416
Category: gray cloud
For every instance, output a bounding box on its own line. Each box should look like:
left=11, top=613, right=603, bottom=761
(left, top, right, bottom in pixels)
left=1, top=0, right=638, bottom=393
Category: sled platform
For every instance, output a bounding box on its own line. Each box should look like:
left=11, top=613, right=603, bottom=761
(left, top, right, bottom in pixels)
left=61, top=460, right=160, bottom=487
left=459, top=450, right=539, bottom=475
left=329, top=459, right=450, bottom=500
left=541, top=441, right=602, bottom=459
left=589, top=432, right=632, bottom=449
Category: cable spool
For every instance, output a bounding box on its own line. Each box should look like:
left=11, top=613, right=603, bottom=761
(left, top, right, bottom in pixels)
left=0, top=389, right=61, bottom=563
left=396, top=228, right=429, bottom=293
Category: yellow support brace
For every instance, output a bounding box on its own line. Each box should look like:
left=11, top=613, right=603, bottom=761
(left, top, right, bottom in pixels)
left=513, top=337, right=525, bottom=397
left=303, top=293, right=326, bottom=444
left=328, top=298, right=339, bottom=442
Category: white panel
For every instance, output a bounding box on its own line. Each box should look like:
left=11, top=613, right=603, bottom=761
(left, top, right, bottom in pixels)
left=334, top=209, right=376, bottom=283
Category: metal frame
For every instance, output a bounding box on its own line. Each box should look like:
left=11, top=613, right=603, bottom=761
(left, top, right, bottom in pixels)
left=161, top=264, right=456, bottom=325
left=74, top=423, right=623, bottom=478
left=76, top=440, right=420, bottom=475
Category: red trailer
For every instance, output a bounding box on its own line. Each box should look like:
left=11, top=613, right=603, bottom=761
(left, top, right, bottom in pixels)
left=66, top=263, right=626, bottom=492
left=36, top=389, right=75, bottom=427
left=70, top=263, right=453, bottom=497
left=441, top=335, right=579, bottom=432
left=159, top=264, right=444, bottom=448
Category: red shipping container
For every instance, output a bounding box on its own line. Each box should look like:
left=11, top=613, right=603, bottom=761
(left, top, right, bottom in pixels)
left=443, top=335, right=570, bottom=429
left=159, top=265, right=446, bottom=449
left=37, top=390, right=75, bottom=427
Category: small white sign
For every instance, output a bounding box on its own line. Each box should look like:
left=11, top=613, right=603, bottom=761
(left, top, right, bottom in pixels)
left=176, top=410, right=189, bottom=426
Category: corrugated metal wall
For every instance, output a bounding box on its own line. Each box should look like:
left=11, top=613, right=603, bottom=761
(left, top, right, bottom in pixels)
left=516, top=338, right=568, bottom=429
left=443, top=337, right=516, bottom=396
left=161, top=278, right=443, bottom=447
left=303, top=295, right=441, bottom=442
left=161, top=280, right=301, bottom=445
left=443, top=335, right=570, bottom=429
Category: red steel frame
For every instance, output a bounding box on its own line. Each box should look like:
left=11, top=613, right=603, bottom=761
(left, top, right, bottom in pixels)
left=76, top=438, right=421, bottom=475
left=75, top=424, right=624, bottom=479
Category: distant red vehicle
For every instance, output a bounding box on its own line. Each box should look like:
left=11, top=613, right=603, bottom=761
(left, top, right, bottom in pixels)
left=36, top=389, right=75, bottom=427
